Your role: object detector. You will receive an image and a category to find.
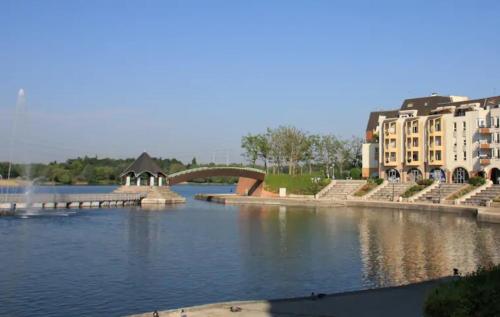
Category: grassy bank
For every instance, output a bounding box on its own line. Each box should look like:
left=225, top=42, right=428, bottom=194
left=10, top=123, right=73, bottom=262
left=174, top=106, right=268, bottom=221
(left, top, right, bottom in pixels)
left=264, top=174, right=330, bottom=195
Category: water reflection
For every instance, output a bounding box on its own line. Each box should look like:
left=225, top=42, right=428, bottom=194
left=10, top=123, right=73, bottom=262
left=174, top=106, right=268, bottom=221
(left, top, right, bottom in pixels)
left=2, top=187, right=500, bottom=317
left=357, top=208, right=500, bottom=286
left=236, top=204, right=500, bottom=290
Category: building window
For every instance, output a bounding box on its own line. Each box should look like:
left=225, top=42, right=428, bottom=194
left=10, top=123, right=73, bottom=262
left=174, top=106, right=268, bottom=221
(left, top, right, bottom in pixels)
left=454, top=154, right=458, bottom=161
left=454, top=122, right=457, bottom=132
left=463, top=139, right=467, bottom=146
left=435, top=136, right=441, bottom=146
left=435, top=119, right=441, bottom=132
left=374, top=148, right=379, bottom=161
left=412, top=152, right=419, bottom=162
left=478, top=118, right=486, bottom=128
left=463, top=122, right=466, bottom=131
left=463, top=151, right=467, bottom=160
left=413, top=138, right=418, bottom=147
left=435, top=151, right=442, bottom=161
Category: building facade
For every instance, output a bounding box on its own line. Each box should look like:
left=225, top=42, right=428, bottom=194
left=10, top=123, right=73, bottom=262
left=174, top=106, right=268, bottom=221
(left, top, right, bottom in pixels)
left=362, top=94, right=500, bottom=184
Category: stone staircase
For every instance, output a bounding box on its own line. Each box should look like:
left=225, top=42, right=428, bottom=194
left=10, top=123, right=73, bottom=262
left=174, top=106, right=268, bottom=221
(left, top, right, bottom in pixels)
left=415, top=184, right=466, bottom=203
left=368, top=182, right=414, bottom=201
left=320, top=180, right=366, bottom=200
left=463, top=184, right=500, bottom=206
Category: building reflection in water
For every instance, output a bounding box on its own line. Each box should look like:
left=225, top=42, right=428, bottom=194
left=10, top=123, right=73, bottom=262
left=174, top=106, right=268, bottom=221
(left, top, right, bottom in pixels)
left=357, top=207, right=500, bottom=287
left=236, top=204, right=500, bottom=291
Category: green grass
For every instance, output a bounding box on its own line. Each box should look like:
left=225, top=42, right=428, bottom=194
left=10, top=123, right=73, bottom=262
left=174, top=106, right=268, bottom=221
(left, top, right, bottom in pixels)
left=401, top=179, right=434, bottom=198
left=448, top=185, right=475, bottom=200
left=425, top=265, right=500, bottom=317
left=264, top=173, right=330, bottom=195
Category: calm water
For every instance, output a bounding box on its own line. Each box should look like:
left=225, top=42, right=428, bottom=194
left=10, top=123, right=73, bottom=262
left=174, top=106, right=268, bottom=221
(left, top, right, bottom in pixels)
left=1, top=184, right=500, bottom=317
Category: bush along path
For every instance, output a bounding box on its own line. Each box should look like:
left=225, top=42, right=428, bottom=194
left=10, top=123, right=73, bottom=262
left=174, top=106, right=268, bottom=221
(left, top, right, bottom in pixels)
left=402, top=179, right=434, bottom=198
left=425, top=264, right=500, bottom=317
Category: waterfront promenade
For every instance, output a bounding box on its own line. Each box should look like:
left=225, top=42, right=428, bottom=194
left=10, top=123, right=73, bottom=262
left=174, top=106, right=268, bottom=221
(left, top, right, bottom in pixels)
left=130, top=278, right=450, bottom=317
left=195, top=193, right=500, bottom=224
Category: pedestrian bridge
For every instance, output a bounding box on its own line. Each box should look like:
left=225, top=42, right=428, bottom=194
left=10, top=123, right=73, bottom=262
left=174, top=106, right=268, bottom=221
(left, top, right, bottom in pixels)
left=167, top=166, right=266, bottom=185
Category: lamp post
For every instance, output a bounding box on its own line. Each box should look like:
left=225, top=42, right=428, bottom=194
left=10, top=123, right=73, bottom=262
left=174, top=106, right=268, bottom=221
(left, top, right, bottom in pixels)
left=389, top=175, right=396, bottom=201
left=433, top=170, right=442, bottom=204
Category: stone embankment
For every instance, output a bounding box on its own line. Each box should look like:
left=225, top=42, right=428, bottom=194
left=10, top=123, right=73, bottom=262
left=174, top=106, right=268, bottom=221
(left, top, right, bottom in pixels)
left=195, top=194, right=500, bottom=224
left=114, top=186, right=186, bottom=204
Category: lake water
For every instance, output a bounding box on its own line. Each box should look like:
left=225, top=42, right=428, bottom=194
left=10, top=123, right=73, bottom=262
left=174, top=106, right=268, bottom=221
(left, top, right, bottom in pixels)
left=1, top=184, right=500, bottom=316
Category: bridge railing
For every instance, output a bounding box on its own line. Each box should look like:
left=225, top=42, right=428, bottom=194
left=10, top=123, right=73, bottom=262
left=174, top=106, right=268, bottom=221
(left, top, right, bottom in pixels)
left=168, top=166, right=266, bottom=178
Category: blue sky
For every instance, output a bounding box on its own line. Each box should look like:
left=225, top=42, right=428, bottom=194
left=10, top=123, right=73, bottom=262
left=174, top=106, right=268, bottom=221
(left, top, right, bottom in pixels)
left=1, top=0, right=499, bottom=163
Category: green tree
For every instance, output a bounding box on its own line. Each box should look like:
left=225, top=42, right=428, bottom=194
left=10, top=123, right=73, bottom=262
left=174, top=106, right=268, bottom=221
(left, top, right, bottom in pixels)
left=241, top=134, right=260, bottom=166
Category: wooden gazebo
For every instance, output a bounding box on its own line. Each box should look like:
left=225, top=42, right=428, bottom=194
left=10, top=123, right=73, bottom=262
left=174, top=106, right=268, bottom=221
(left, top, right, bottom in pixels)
left=120, top=152, right=167, bottom=187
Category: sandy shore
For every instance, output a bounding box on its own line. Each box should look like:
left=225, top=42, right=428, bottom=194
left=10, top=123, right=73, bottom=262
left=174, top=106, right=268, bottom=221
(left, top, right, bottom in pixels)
left=129, top=278, right=451, bottom=317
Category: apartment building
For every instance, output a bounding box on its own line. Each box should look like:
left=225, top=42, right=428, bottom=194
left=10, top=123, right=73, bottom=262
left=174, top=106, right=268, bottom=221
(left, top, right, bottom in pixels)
left=362, top=94, right=500, bottom=183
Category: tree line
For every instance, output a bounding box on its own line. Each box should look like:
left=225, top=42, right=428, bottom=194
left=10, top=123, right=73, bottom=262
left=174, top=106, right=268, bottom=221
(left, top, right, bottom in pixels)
left=0, top=156, right=238, bottom=185
left=241, top=126, right=363, bottom=179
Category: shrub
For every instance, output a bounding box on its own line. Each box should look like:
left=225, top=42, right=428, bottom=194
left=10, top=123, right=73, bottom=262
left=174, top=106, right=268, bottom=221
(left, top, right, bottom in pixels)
left=402, top=185, right=426, bottom=198
left=368, top=177, right=384, bottom=185
left=468, top=176, right=486, bottom=187
left=448, top=185, right=474, bottom=200
left=354, top=181, right=382, bottom=197
left=350, top=168, right=362, bottom=180
left=401, top=179, right=433, bottom=198
left=417, top=179, right=434, bottom=186
left=425, top=264, right=500, bottom=317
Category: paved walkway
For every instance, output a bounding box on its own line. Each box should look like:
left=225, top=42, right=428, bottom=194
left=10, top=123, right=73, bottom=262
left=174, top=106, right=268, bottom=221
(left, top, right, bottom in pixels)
left=130, top=278, right=450, bottom=317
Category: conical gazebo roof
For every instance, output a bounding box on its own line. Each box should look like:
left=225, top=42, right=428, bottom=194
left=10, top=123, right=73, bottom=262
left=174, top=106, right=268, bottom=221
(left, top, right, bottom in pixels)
left=120, top=152, right=166, bottom=177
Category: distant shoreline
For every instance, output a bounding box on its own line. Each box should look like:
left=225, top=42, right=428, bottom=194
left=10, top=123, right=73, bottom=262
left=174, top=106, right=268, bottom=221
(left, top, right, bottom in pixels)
left=0, top=182, right=236, bottom=187
left=0, top=179, right=28, bottom=187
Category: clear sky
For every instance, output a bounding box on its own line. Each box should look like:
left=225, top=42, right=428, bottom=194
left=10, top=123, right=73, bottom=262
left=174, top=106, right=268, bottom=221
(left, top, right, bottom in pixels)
left=1, top=0, right=499, bottom=163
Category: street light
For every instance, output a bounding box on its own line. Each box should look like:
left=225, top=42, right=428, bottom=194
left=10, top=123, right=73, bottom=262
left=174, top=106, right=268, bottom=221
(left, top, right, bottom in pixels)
left=389, top=175, right=397, bottom=201
left=433, top=170, right=442, bottom=204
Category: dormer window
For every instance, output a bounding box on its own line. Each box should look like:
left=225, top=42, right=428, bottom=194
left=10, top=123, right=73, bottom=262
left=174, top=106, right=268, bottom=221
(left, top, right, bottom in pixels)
left=407, top=103, right=413, bottom=108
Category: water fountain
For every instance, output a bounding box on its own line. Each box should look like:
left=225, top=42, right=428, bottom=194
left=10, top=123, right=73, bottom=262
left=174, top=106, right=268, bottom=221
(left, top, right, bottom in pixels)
left=6, top=89, right=35, bottom=213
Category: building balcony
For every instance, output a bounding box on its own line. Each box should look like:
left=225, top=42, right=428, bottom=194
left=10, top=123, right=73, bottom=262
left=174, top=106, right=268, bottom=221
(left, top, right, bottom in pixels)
left=480, top=142, right=491, bottom=149
left=480, top=158, right=491, bottom=165
left=428, top=159, right=444, bottom=166
left=405, top=160, right=420, bottom=166
left=479, top=127, right=492, bottom=134
left=384, top=160, right=398, bottom=167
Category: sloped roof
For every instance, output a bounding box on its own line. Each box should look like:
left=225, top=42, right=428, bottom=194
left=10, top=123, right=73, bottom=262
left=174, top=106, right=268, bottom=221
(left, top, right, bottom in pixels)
left=366, top=110, right=399, bottom=132
left=120, top=152, right=166, bottom=177
left=399, top=96, right=453, bottom=116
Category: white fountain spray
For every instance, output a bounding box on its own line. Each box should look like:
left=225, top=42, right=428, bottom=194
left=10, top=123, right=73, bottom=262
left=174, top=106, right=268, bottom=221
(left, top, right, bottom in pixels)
left=6, top=89, right=35, bottom=211
left=7, top=89, right=25, bottom=182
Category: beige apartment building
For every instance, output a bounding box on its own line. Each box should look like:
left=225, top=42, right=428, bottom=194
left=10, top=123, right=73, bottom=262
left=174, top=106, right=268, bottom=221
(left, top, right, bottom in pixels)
left=362, top=94, right=500, bottom=184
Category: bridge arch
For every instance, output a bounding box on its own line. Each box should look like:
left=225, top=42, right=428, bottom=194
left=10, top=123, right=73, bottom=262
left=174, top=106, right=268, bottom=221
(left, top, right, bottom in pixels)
left=167, top=167, right=266, bottom=186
